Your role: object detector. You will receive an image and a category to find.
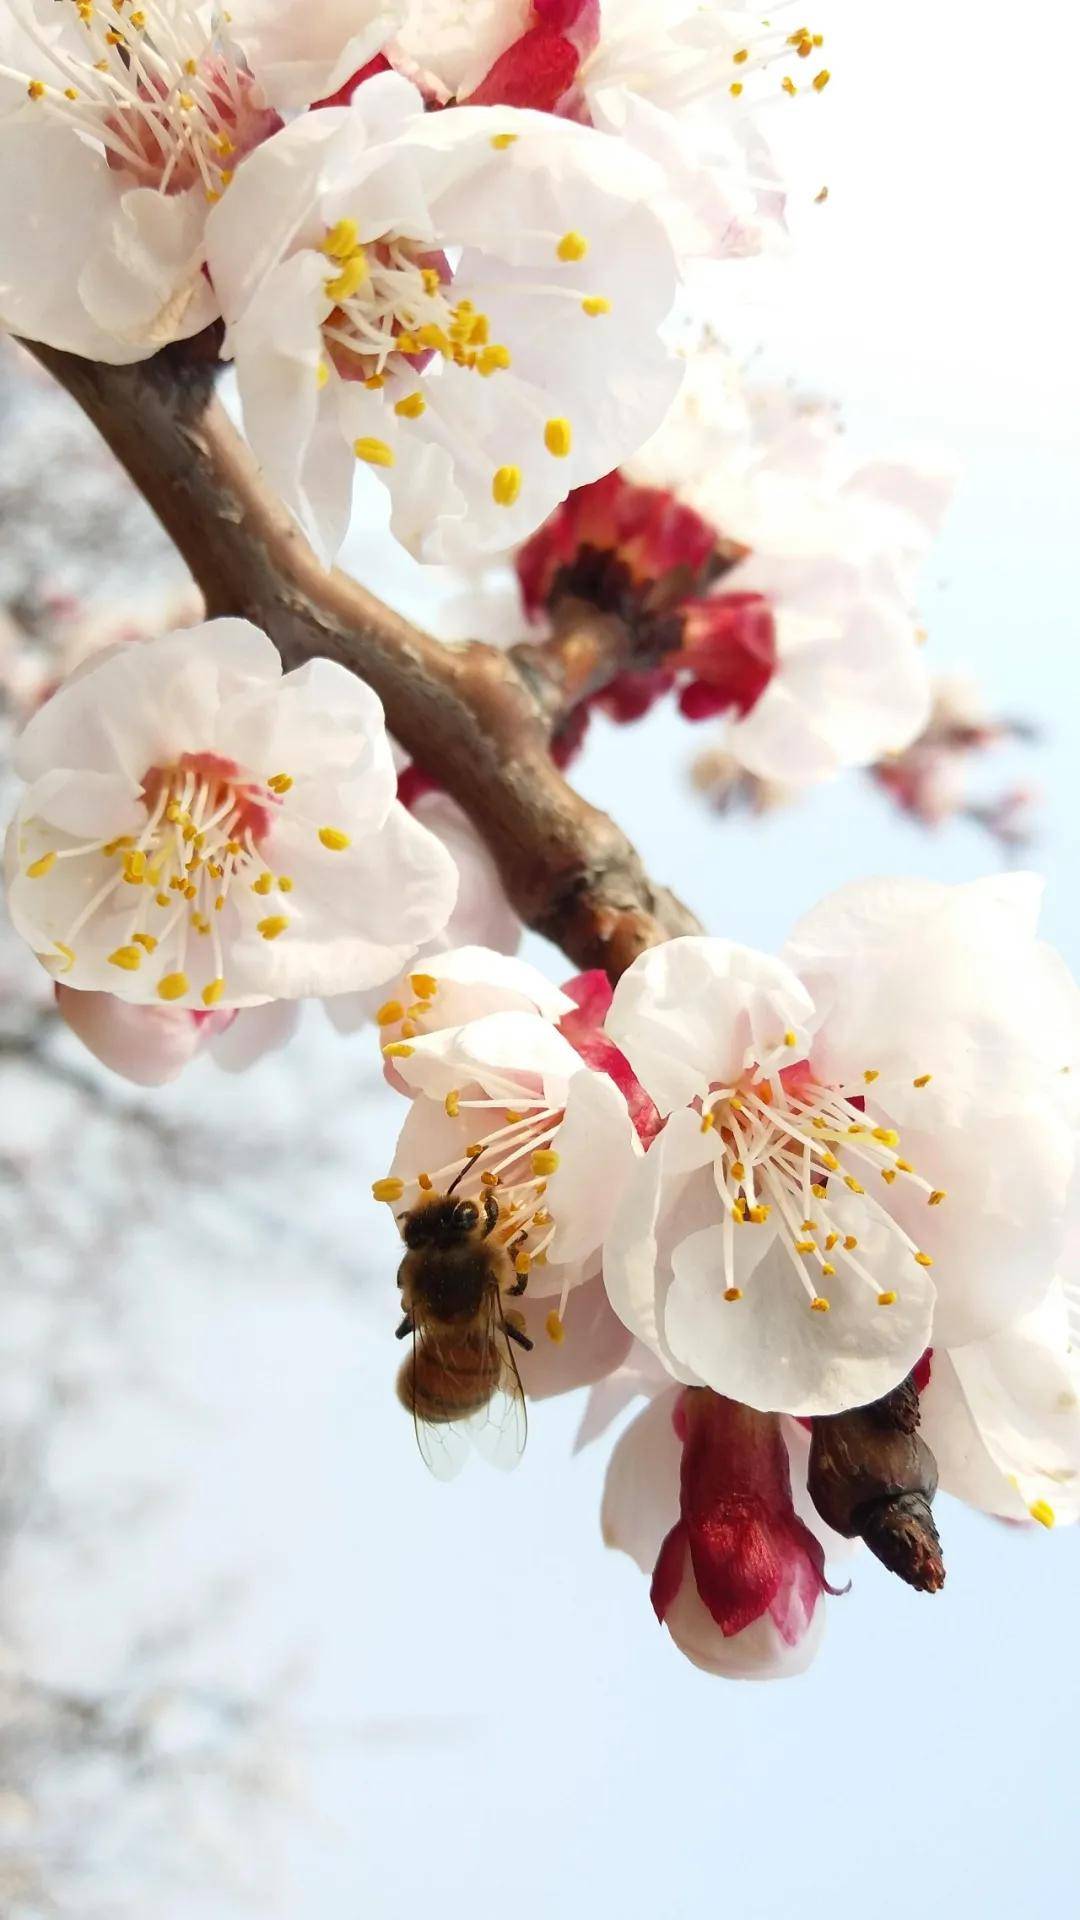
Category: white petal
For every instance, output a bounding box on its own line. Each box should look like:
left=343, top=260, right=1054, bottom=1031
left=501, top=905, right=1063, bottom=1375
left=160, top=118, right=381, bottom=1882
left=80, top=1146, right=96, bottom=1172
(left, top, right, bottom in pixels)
left=606, top=936, right=816, bottom=1112
left=78, top=186, right=217, bottom=353
left=602, top=1107, right=716, bottom=1382
left=227, top=0, right=402, bottom=111
left=544, top=1070, right=641, bottom=1274
left=601, top=1389, right=684, bottom=1575
left=664, top=1568, right=826, bottom=1680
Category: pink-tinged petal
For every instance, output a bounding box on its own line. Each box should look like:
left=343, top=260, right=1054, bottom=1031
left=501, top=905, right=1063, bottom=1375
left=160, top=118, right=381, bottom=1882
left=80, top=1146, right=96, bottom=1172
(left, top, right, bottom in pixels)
left=559, top=970, right=662, bottom=1144
left=517, top=1270, right=632, bottom=1399
left=542, top=1069, right=641, bottom=1275
left=55, top=986, right=218, bottom=1087
left=650, top=1523, right=689, bottom=1623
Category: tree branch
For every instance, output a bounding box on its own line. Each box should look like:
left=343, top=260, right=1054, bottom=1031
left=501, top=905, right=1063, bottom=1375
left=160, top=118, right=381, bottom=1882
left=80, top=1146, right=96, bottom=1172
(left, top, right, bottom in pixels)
left=26, top=339, right=701, bottom=979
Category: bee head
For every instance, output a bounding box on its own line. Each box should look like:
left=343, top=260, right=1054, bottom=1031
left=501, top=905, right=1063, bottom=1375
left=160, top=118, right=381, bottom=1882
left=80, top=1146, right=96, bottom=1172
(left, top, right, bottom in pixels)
left=402, top=1194, right=492, bottom=1249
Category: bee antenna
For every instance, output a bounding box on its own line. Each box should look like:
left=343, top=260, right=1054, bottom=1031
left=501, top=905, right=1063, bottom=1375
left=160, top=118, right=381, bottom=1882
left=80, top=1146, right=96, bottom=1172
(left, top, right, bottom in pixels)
left=445, top=1153, right=481, bottom=1197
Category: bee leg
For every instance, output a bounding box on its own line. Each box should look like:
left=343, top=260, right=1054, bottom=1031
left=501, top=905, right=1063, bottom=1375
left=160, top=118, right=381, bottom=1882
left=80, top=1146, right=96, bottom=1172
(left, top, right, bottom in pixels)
left=395, top=1314, right=413, bottom=1340
left=504, top=1321, right=534, bottom=1353
left=481, top=1190, right=500, bottom=1237
left=508, top=1271, right=529, bottom=1297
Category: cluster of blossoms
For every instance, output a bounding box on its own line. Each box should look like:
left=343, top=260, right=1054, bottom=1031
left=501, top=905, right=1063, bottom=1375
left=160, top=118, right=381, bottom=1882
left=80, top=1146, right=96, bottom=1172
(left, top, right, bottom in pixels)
left=369, top=877, right=1080, bottom=1676
left=0, top=0, right=834, bottom=564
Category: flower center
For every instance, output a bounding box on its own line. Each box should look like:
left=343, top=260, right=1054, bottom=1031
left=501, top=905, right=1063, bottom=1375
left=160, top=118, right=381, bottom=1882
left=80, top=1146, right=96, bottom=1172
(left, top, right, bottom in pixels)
left=20, top=750, right=360, bottom=1004
left=318, top=221, right=512, bottom=389
left=698, top=1053, right=943, bottom=1313
left=11, top=2, right=278, bottom=201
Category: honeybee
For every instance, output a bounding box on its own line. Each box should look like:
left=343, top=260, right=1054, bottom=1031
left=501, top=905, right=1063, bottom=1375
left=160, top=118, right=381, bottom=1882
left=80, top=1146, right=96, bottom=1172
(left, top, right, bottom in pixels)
left=395, top=1179, right=532, bottom=1479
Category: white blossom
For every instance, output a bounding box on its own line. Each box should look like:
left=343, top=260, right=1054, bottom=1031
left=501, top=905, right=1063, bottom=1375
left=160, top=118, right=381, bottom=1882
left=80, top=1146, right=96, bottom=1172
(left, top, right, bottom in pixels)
left=0, top=0, right=286, bottom=361
left=625, top=353, right=950, bottom=782
left=4, top=617, right=457, bottom=1010
left=374, top=951, right=641, bottom=1312
left=204, top=72, right=682, bottom=563
left=602, top=877, right=1080, bottom=1416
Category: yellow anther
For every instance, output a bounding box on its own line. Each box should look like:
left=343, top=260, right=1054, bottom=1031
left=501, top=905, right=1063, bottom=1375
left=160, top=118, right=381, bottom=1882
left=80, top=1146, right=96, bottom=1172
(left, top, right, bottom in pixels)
left=730, top=1160, right=746, bottom=1180
left=400, top=1020, right=417, bottom=1039
left=417, top=1172, right=433, bottom=1191
left=514, top=1251, right=531, bottom=1275
left=913, top=1074, right=932, bottom=1088
left=410, top=973, right=437, bottom=999
left=318, top=826, right=351, bottom=851
left=492, top=466, right=522, bottom=507
left=545, top=1310, right=566, bottom=1344
left=896, top=1159, right=913, bottom=1173
left=825, top=1232, right=839, bottom=1251
left=1029, top=1499, right=1056, bottom=1529
left=132, top=933, right=157, bottom=953
left=913, top=1251, right=933, bottom=1267
left=810, top=1297, right=831, bottom=1313
left=812, top=68, right=831, bottom=90
left=354, top=437, right=395, bottom=467
left=315, top=359, right=330, bottom=390
left=252, top=873, right=273, bottom=895
left=108, top=945, right=143, bottom=972
left=844, top=1175, right=864, bottom=1194
left=724, top=1287, right=743, bottom=1302
left=268, top=773, right=293, bottom=793
left=729, top=81, right=743, bottom=95
left=733, top=47, right=749, bottom=62
left=881, top=1169, right=897, bottom=1185
left=122, top=850, right=147, bottom=883
left=821, top=1264, right=836, bottom=1278
left=863, top=1069, right=879, bottom=1083
left=226, top=840, right=243, bottom=857
left=783, top=1029, right=797, bottom=1048
left=466, top=1144, right=484, bottom=1158
left=444, top=1090, right=461, bottom=1117
left=178, top=90, right=194, bottom=108
left=26, top=850, right=56, bottom=878
left=795, top=1240, right=815, bottom=1255
left=782, top=74, right=797, bottom=93
left=191, top=914, right=211, bottom=936
left=278, top=877, right=293, bottom=893
left=324, top=254, right=368, bottom=302
left=877, top=1291, right=897, bottom=1307
left=481, top=1170, right=500, bottom=1186
left=64, top=86, right=78, bottom=100
left=544, top=417, right=572, bottom=458
left=27, top=78, right=46, bottom=99
left=802, top=1219, right=818, bottom=1233
left=505, top=1110, right=524, bottom=1123
left=820, top=1151, right=839, bottom=1171
left=491, top=131, right=518, bottom=149
left=811, top=1183, right=827, bottom=1199
left=532, top=1210, right=553, bottom=1227
left=395, top=333, right=419, bottom=354
left=843, top=1235, right=858, bottom=1251
left=377, top=1000, right=405, bottom=1026
left=157, top=972, right=190, bottom=1001
left=52, top=941, right=75, bottom=973
left=581, top=296, right=611, bottom=316
left=394, top=392, right=426, bottom=419
left=155, top=892, right=171, bottom=908
left=811, top=1117, right=830, bottom=1131
left=257, top=916, right=289, bottom=940
left=202, top=978, right=226, bottom=1007
left=700, top=1110, right=715, bottom=1133
left=421, top=268, right=441, bottom=293
left=748, top=1206, right=770, bottom=1224
left=556, top=230, right=588, bottom=261
left=532, top=1149, right=560, bottom=1176
left=321, top=217, right=361, bottom=260
left=928, top=1189, right=946, bottom=1206
left=364, top=374, right=386, bottom=390
left=384, top=1042, right=415, bottom=1058
left=215, top=895, right=225, bottom=911
left=872, top=1128, right=899, bottom=1146
left=372, top=1177, right=405, bottom=1203
left=478, top=344, right=512, bottom=375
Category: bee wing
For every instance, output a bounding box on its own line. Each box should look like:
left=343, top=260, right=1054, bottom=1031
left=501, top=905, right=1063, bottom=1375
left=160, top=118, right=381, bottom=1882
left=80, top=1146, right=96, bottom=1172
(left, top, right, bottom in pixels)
left=459, top=1298, right=527, bottom=1473
left=414, top=1410, right=472, bottom=1482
